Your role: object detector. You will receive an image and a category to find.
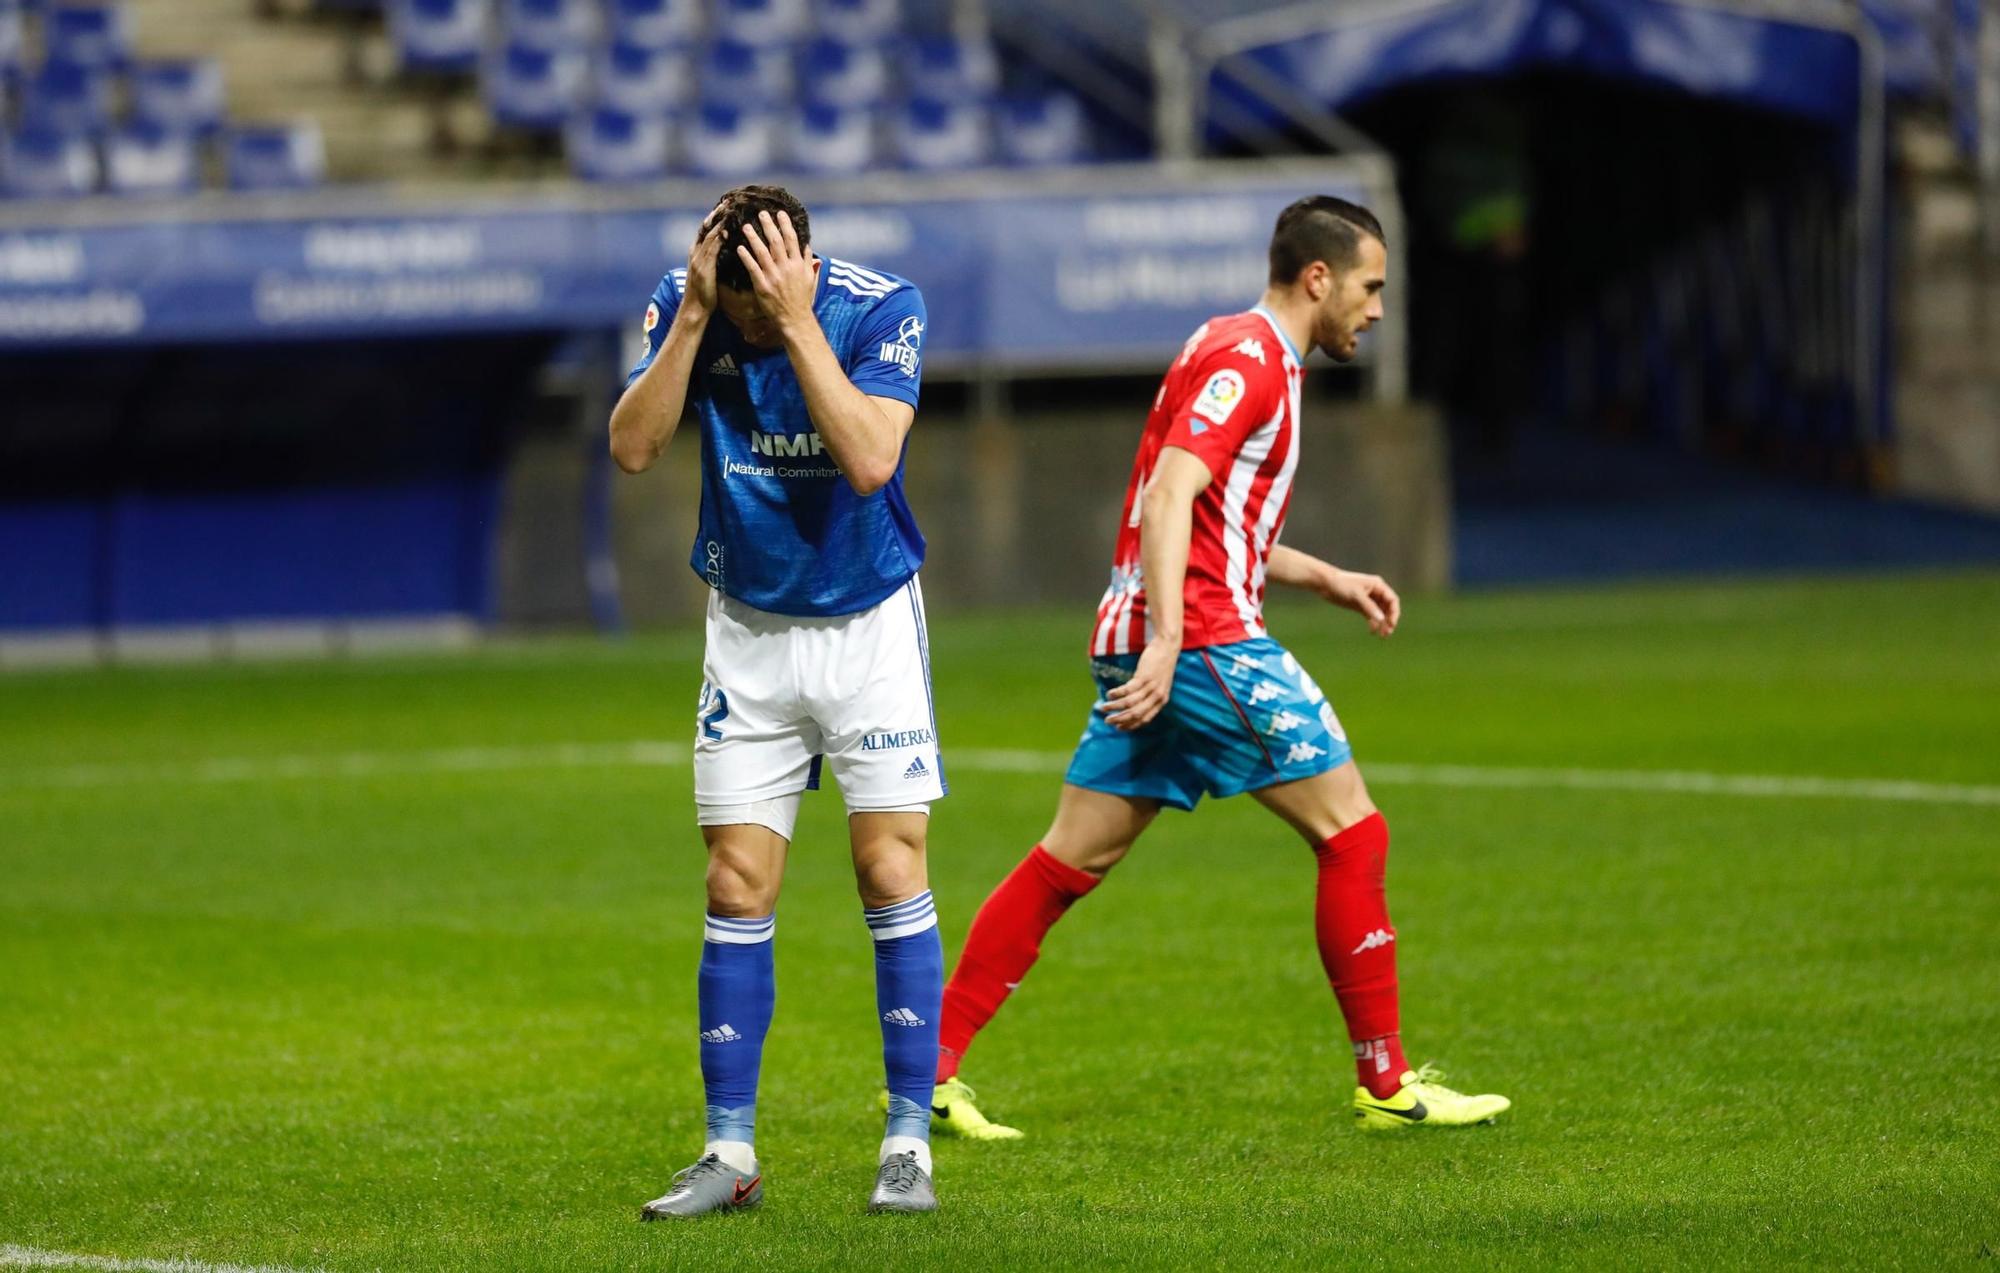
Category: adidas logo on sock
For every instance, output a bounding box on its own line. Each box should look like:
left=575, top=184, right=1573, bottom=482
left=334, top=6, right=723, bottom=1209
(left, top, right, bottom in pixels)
left=902, top=756, right=929, bottom=780
left=709, top=353, right=740, bottom=376
left=1350, top=929, right=1396, bottom=955
left=700, top=1023, right=743, bottom=1043
left=882, top=1007, right=927, bottom=1027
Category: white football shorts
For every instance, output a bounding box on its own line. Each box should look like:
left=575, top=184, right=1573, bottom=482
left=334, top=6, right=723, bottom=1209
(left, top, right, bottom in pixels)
left=694, top=575, right=946, bottom=838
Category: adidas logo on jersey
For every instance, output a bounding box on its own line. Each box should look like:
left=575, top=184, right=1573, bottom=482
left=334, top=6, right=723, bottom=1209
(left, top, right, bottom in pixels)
left=708, top=353, right=740, bottom=376
left=903, top=756, right=929, bottom=780
left=883, top=1007, right=927, bottom=1027
left=700, top=1024, right=743, bottom=1044
left=1350, top=929, right=1395, bottom=955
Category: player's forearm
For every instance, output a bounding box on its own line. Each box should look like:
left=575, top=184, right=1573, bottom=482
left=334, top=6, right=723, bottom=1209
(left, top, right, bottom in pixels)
left=781, top=323, right=904, bottom=495
left=1138, top=487, right=1194, bottom=647
left=1267, top=544, right=1337, bottom=592
left=608, top=305, right=709, bottom=474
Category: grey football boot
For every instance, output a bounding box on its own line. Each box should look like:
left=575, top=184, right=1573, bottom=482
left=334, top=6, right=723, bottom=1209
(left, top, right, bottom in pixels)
left=640, top=1153, right=762, bottom=1219
left=866, top=1150, right=937, bottom=1213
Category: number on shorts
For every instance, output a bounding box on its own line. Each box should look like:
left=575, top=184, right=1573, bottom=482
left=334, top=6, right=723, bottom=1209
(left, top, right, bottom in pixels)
left=697, top=683, right=731, bottom=742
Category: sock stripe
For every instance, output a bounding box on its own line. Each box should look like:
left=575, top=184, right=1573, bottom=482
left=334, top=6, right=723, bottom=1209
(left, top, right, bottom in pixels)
left=865, top=891, right=937, bottom=942
left=704, top=912, right=775, bottom=945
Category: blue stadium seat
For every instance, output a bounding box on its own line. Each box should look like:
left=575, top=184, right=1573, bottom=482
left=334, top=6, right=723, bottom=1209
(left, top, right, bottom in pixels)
left=225, top=123, right=327, bottom=191
left=104, top=120, right=200, bottom=195
left=502, top=0, right=596, bottom=51
left=391, top=0, right=488, bottom=74
left=21, top=59, right=114, bottom=136
left=1, top=127, right=99, bottom=197
left=46, top=2, right=131, bottom=72
left=567, top=105, right=670, bottom=181
left=686, top=100, right=775, bottom=177
left=786, top=101, right=874, bottom=175
left=699, top=37, right=793, bottom=105
left=892, top=96, right=988, bottom=170
left=712, top=0, right=808, bottom=46
left=485, top=41, right=587, bottom=129
left=813, top=0, right=898, bottom=45
left=900, top=34, right=999, bottom=101
left=797, top=36, right=886, bottom=109
left=607, top=0, right=702, bottom=51
left=0, top=5, right=25, bottom=91
left=130, top=59, right=228, bottom=137
left=996, top=89, right=1087, bottom=166
left=596, top=39, right=693, bottom=115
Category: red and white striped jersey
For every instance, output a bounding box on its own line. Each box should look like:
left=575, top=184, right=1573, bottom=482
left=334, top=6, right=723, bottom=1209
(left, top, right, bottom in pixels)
left=1091, top=308, right=1305, bottom=656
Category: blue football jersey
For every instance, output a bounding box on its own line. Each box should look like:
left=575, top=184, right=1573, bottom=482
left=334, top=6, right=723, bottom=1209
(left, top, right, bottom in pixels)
left=626, top=256, right=928, bottom=617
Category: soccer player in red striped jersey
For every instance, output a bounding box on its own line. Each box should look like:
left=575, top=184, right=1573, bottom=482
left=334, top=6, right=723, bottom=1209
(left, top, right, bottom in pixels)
left=916, top=196, right=1510, bottom=1138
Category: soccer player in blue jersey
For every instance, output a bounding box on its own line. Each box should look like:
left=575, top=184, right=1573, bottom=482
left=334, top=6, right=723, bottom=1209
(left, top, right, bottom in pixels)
left=609, top=185, right=945, bottom=1216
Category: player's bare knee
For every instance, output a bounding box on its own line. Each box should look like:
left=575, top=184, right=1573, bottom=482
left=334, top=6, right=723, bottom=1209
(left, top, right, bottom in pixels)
left=852, top=842, right=928, bottom=909
left=705, top=850, right=779, bottom=916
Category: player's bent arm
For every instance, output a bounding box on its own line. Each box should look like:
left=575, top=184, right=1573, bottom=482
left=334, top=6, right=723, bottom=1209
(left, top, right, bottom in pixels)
left=780, top=321, right=915, bottom=495
left=1269, top=544, right=1401, bottom=638
left=608, top=302, right=710, bottom=474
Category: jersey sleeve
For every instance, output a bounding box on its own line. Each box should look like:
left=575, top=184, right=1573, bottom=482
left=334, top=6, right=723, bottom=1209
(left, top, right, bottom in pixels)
left=622, top=269, right=685, bottom=389
left=1160, top=342, right=1287, bottom=481
left=843, top=285, right=926, bottom=409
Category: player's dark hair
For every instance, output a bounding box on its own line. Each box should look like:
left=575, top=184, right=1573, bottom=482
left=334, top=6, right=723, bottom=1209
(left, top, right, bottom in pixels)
left=709, top=184, right=813, bottom=292
left=1268, top=195, right=1385, bottom=284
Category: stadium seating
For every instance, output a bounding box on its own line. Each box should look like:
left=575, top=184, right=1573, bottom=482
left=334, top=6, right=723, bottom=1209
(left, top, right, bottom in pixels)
left=813, top=0, right=898, bottom=44
left=686, top=99, right=775, bottom=177
left=226, top=122, right=327, bottom=190
left=699, top=35, right=793, bottom=104
left=391, top=0, right=488, bottom=74
left=484, top=40, right=587, bottom=130
left=788, top=99, right=874, bottom=174
left=0, top=4, right=25, bottom=91
left=900, top=33, right=999, bottom=102
left=713, top=0, right=810, bottom=46
left=997, top=89, right=1087, bottom=166
left=566, top=103, right=669, bottom=180
left=21, top=58, right=114, bottom=136
left=130, top=59, right=228, bottom=137
left=594, top=39, right=692, bottom=115
left=45, top=2, right=130, bottom=71
left=502, top=0, right=597, bottom=52
left=606, top=0, right=702, bottom=51
left=0, top=126, right=98, bottom=197
left=104, top=119, right=201, bottom=195
left=797, top=35, right=887, bottom=109
left=893, top=95, right=988, bottom=170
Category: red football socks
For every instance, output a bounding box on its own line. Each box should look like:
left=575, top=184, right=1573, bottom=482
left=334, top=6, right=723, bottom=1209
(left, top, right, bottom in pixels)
left=1312, top=813, right=1407, bottom=1099
left=936, top=844, right=1100, bottom=1082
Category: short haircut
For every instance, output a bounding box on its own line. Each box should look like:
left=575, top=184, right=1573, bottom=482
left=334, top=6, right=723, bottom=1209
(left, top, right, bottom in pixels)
left=708, top=184, right=813, bottom=292
left=1267, top=195, right=1385, bottom=284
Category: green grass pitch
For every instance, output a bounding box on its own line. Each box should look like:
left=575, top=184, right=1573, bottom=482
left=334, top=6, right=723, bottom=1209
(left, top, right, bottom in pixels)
left=3, top=571, right=1997, bottom=1270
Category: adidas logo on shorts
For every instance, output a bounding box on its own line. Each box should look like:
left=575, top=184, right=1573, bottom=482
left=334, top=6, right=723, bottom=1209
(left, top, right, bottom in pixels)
left=903, top=756, right=929, bottom=780
left=700, top=1023, right=743, bottom=1044
left=883, top=1007, right=927, bottom=1027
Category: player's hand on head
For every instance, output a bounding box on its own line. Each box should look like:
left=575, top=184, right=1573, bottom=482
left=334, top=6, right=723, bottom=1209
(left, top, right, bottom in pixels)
left=1101, top=637, right=1178, bottom=731
left=735, top=210, right=818, bottom=336
left=1324, top=568, right=1399, bottom=638
left=684, top=203, right=726, bottom=313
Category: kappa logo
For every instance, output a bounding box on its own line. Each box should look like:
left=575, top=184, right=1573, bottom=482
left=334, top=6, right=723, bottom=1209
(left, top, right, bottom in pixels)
left=1233, top=337, right=1267, bottom=365
left=1266, top=709, right=1307, bottom=735
left=1191, top=368, right=1246, bottom=424
left=1350, top=928, right=1396, bottom=955
left=1286, top=741, right=1327, bottom=764
left=709, top=352, right=740, bottom=376
left=883, top=1007, right=927, bottom=1027
left=1249, top=681, right=1284, bottom=705
left=1229, top=652, right=1263, bottom=676
left=903, top=756, right=930, bottom=780
left=700, top=1024, right=743, bottom=1044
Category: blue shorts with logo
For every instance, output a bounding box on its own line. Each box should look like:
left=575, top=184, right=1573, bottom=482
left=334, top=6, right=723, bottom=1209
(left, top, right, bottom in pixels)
left=1064, top=637, right=1352, bottom=812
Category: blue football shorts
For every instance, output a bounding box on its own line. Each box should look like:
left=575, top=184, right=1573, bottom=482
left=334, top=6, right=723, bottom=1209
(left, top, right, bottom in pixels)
left=1063, top=636, right=1353, bottom=812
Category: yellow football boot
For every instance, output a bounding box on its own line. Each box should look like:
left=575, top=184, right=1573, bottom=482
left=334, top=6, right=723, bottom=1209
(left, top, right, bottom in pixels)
left=1353, top=1065, right=1511, bottom=1130
left=881, top=1077, right=1025, bottom=1140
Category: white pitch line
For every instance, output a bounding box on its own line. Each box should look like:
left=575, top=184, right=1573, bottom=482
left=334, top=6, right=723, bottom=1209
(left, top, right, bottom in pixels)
left=0, top=1245, right=323, bottom=1273
left=2, top=740, right=1998, bottom=807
